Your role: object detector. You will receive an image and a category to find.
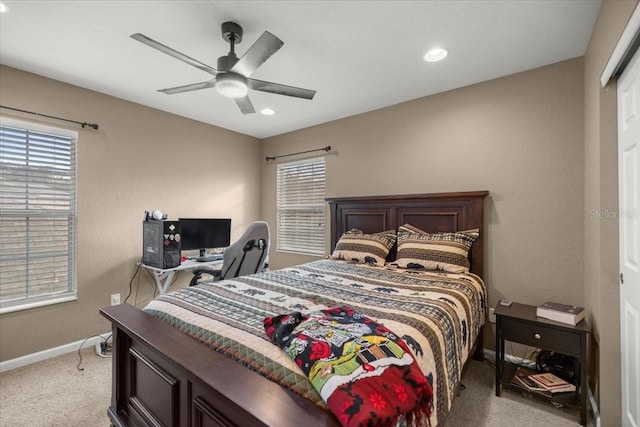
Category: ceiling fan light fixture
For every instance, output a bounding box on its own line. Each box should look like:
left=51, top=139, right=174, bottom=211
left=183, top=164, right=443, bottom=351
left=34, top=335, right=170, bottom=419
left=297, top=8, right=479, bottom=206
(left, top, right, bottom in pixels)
left=424, top=48, right=448, bottom=62
left=216, top=73, right=248, bottom=98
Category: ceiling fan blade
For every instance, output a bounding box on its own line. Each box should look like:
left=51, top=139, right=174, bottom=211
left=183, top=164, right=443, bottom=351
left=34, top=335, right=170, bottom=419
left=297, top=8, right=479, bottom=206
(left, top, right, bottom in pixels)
left=230, top=31, right=283, bottom=77
left=235, top=96, right=256, bottom=114
left=131, top=33, right=217, bottom=76
left=248, top=79, right=316, bottom=100
left=158, top=80, right=217, bottom=95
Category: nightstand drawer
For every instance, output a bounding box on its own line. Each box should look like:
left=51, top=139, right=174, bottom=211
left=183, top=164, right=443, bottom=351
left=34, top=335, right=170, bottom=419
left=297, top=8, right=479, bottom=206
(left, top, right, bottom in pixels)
left=501, top=319, right=580, bottom=355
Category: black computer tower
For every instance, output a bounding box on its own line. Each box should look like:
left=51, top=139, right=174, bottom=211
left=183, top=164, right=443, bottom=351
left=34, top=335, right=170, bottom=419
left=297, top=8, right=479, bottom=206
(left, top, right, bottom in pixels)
left=142, top=220, right=181, bottom=269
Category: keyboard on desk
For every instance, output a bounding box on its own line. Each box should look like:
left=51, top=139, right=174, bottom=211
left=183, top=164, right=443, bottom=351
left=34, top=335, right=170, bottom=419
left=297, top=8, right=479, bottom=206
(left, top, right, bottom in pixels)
left=195, top=254, right=224, bottom=262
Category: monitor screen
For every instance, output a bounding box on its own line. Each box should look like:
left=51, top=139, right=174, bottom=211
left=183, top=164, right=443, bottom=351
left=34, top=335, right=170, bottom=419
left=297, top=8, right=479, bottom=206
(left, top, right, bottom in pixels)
left=179, top=218, right=231, bottom=254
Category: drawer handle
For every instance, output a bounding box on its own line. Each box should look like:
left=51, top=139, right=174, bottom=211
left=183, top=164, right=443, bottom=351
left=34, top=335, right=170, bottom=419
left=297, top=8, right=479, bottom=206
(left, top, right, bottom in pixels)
left=534, top=333, right=541, bottom=339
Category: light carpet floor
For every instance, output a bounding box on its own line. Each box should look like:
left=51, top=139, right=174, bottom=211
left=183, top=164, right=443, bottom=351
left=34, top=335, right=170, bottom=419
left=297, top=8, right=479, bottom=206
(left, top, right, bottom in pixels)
left=0, top=350, right=589, bottom=426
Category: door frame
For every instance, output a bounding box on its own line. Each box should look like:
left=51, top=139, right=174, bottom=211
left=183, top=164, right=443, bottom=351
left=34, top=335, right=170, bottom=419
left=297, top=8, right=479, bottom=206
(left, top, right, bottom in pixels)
left=602, top=4, right=640, bottom=427
left=601, top=5, right=640, bottom=85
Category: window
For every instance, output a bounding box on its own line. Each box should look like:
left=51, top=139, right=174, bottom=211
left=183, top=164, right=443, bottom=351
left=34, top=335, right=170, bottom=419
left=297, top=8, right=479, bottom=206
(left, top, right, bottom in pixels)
left=277, top=157, right=326, bottom=255
left=0, top=118, right=77, bottom=313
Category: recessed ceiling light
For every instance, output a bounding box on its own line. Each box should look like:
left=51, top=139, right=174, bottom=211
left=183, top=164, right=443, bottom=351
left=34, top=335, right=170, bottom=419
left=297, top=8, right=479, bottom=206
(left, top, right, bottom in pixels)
left=260, top=108, right=275, bottom=116
left=424, top=48, right=448, bottom=63
left=0, top=2, right=9, bottom=13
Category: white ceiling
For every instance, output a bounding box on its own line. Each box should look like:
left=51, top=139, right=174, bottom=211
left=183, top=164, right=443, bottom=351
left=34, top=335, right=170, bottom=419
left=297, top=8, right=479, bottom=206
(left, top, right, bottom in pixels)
left=0, top=1, right=601, bottom=139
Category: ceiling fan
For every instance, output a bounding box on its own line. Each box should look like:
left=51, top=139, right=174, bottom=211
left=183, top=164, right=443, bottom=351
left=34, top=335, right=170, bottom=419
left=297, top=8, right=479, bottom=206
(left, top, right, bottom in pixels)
left=131, top=22, right=316, bottom=114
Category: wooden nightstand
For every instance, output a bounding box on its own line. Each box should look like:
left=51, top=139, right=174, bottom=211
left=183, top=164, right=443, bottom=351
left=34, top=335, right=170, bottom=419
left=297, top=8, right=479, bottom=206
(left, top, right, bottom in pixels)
left=495, top=302, right=590, bottom=426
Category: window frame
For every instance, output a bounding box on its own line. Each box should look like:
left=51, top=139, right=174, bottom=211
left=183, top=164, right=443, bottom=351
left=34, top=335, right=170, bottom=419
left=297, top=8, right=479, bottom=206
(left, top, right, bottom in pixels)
left=276, top=156, right=326, bottom=256
left=0, top=117, right=78, bottom=314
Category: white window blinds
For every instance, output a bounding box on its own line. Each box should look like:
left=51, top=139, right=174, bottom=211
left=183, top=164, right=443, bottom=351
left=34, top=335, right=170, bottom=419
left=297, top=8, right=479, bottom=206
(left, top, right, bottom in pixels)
left=0, top=120, right=77, bottom=313
left=277, top=157, right=326, bottom=255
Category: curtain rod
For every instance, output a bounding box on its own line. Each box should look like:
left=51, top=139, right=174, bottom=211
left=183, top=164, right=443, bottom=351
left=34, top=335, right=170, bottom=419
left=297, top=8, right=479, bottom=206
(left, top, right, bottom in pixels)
left=265, top=145, right=331, bottom=161
left=0, top=105, right=99, bottom=130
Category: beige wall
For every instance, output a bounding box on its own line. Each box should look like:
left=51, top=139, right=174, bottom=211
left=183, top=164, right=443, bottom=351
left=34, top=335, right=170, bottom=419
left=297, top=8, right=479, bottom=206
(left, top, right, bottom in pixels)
left=0, top=65, right=262, bottom=361
left=262, top=58, right=586, bottom=351
left=584, top=1, right=638, bottom=426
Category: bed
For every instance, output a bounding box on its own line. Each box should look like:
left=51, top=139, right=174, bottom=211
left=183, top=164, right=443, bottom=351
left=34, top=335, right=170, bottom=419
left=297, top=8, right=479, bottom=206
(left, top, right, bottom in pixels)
left=101, top=191, right=489, bottom=427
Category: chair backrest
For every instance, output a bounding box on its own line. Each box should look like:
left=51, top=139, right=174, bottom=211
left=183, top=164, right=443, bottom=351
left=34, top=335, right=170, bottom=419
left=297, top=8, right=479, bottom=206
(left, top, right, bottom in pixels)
left=219, top=221, right=270, bottom=280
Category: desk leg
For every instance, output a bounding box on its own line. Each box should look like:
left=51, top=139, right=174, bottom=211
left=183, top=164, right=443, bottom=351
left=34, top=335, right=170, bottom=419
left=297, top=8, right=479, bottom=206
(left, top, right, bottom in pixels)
left=153, top=271, right=177, bottom=295
left=579, top=333, right=587, bottom=426
left=495, top=316, right=502, bottom=396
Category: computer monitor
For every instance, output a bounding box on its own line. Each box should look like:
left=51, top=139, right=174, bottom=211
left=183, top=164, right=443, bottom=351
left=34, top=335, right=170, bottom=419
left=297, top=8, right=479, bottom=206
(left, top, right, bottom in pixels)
left=179, top=218, right=231, bottom=256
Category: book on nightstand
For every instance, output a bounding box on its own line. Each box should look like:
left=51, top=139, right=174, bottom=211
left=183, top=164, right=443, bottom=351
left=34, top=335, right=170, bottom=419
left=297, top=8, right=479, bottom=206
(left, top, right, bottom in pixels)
left=510, top=366, right=576, bottom=396
left=536, top=301, right=585, bottom=325
left=510, top=366, right=552, bottom=397
left=528, top=372, right=576, bottom=393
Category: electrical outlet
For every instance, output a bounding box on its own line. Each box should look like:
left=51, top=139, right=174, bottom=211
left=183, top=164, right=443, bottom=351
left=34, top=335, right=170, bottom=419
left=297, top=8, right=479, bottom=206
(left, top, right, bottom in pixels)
left=489, top=307, right=496, bottom=323
left=110, top=293, right=121, bottom=305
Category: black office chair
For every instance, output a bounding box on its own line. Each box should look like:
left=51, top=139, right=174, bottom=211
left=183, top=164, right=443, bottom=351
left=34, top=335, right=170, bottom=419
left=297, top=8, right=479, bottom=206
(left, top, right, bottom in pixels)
left=189, top=221, right=270, bottom=286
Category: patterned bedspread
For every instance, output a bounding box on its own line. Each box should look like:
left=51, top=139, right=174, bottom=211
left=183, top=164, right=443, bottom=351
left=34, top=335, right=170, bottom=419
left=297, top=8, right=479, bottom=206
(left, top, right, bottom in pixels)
left=144, top=259, right=486, bottom=426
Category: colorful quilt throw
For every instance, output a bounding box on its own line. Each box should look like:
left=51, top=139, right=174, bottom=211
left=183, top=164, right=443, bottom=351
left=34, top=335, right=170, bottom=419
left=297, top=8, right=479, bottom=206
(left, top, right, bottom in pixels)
left=264, top=306, right=432, bottom=427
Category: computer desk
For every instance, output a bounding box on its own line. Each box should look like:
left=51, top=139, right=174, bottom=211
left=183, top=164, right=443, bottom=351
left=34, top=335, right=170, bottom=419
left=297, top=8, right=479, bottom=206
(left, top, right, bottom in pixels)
left=140, top=259, right=223, bottom=295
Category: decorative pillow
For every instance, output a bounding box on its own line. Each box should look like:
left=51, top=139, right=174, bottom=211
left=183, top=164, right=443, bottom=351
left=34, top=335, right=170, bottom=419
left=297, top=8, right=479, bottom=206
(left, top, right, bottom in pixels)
left=330, top=229, right=396, bottom=265
left=395, top=224, right=479, bottom=273
left=398, top=223, right=429, bottom=235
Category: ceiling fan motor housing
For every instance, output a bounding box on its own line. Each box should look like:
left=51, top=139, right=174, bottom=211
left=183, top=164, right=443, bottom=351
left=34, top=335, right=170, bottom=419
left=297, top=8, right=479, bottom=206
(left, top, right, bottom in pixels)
left=217, top=54, right=238, bottom=72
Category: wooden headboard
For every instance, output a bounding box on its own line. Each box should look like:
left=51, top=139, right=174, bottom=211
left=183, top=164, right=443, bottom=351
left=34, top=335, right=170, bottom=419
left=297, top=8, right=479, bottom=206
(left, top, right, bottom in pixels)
left=326, top=191, right=489, bottom=278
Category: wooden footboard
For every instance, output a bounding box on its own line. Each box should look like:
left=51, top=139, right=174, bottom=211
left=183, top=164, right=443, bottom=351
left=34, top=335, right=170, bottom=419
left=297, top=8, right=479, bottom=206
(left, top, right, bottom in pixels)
left=101, top=303, right=485, bottom=427
left=100, top=304, right=338, bottom=427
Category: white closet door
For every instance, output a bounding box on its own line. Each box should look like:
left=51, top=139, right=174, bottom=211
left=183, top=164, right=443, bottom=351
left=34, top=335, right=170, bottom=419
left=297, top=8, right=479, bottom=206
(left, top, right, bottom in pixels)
left=618, top=44, right=640, bottom=427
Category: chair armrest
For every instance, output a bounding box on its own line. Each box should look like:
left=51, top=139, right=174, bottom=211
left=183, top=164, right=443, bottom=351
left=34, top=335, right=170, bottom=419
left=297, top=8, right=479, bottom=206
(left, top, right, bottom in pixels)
left=190, top=266, right=222, bottom=286
left=192, top=266, right=222, bottom=277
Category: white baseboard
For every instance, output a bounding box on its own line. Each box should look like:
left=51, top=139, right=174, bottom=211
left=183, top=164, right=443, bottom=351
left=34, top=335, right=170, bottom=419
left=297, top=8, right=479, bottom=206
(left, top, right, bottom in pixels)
left=0, top=332, right=111, bottom=373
